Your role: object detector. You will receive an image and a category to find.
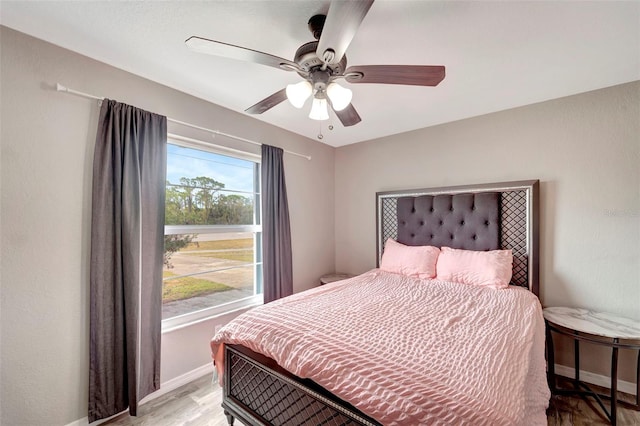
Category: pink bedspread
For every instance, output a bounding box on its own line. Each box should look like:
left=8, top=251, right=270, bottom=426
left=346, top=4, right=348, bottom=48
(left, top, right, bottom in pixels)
left=211, top=270, right=550, bottom=425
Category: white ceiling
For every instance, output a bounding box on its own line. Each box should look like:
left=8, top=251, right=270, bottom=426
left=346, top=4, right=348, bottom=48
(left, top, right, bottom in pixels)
left=1, top=1, right=638, bottom=147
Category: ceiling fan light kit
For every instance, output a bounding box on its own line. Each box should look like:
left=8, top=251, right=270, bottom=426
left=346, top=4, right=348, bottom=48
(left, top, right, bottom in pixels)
left=286, top=81, right=313, bottom=108
left=309, top=97, right=330, bottom=121
left=326, top=83, right=352, bottom=111
left=186, top=0, right=445, bottom=130
left=286, top=80, right=351, bottom=119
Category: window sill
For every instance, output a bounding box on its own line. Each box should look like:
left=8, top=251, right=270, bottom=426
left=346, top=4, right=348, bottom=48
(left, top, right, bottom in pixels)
left=161, top=294, right=263, bottom=334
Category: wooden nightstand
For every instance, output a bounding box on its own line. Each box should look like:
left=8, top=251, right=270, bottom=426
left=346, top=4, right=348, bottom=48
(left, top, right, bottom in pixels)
left=543, top=307, right=640, bottom=425
left=319, top=273, right=355, bottom=285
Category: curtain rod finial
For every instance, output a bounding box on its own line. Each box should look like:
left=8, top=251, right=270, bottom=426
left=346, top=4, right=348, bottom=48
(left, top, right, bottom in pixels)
left=56, top=83, right=67, bottom=92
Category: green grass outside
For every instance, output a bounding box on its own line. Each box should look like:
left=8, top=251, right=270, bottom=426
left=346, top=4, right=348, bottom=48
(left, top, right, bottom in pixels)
left=162, top=271, right=233, bottom=303
left=182, top=249, right=253, bottom=263
left=181, top=238, right=253, bottom=251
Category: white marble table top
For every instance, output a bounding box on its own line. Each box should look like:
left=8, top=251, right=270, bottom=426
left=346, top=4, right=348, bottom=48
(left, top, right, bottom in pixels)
left=543, top=307, right=640, bottom=340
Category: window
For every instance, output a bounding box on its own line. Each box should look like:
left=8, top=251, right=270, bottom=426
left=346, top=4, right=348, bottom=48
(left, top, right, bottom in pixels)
left=162, top=137, right=262, bottom=329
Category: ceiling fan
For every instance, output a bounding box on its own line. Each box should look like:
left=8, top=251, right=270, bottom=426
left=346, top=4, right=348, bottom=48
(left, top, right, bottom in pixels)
left=185, top=0, right=445, bottom=127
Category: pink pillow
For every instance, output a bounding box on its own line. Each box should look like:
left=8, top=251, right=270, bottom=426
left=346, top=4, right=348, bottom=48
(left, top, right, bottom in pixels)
left=436, top=246, right=513, bottom=289
left=380, top=238, right=440, bottom=279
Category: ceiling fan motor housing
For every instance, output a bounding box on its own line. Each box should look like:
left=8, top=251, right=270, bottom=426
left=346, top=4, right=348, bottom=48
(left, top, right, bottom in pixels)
left=309, top=69, right=331, bottom=96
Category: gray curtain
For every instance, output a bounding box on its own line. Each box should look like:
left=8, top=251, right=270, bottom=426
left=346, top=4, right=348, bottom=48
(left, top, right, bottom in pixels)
left=88, top=99, right=167, bottom=422
left=261, top=145, right=293, bottom=303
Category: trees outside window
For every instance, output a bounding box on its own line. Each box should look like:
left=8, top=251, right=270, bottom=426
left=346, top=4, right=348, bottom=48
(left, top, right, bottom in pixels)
left=162, top=141, right=262, bottom=327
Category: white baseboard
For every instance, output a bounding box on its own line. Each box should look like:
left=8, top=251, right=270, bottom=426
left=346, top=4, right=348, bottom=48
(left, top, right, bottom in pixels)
left=555, top=364, right=637, bottom=396
left=139, top=363, right=214, bottom=405
left=66, top=363, right=214, bottom=426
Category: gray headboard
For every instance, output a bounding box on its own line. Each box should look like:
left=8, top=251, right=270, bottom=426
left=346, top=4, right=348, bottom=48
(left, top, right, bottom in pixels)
left=396, top=192, right=500, bottom=251
left=376, top=180, right=540, bottom=295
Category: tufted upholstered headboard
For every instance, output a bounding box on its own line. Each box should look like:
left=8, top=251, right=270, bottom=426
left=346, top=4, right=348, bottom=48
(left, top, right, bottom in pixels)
left=376, top=180, right=540, bottom=295
left=396, top=192, right=500, bottom=251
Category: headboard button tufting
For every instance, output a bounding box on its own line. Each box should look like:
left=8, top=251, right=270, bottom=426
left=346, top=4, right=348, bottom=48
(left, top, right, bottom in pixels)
left=395, top=191, right=500, bottom=259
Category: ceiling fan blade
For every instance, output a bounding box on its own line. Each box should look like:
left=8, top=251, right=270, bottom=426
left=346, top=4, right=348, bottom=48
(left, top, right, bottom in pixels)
left=245, top=89, right=288, bottom=114
left=333, top=103, right=361, bottom=127
left=345, top=65, right=445, bottom=86
left=316, top=0, right=374, bottom=65
left=186, top=36, right=301, bottom=72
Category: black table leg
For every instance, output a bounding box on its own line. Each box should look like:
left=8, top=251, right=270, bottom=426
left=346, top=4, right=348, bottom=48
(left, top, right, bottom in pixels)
left=633, top=350, right=640, bottom=411
left=574, top=339, right=580, bottom=390
left=611, top=340, right=618, bottom=426
left=546, top=321, right=556, bottom=392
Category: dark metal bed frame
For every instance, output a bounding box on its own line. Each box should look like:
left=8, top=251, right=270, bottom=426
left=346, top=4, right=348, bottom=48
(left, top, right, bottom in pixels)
left=222, top=180, right=540, bottom=425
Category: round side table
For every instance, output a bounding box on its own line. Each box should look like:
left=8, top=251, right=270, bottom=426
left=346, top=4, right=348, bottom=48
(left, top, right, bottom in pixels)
left=543, top=307, right=640, bottom=425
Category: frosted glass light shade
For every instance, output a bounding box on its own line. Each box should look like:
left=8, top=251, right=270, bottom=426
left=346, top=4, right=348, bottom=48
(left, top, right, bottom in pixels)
left=308, top=98, right=329, bottom=121
left=326, top=83, right=353, bottom=111
left=286, top=81, right=312, bottom=108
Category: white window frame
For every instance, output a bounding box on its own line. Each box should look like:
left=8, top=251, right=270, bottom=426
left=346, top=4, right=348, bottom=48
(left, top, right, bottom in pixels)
left=162, top=135, right=263, bottom=332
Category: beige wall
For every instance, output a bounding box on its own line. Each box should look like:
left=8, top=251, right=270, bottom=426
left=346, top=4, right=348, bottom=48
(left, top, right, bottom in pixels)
left=335, top=80, right=640, bottom=383
left=2, top=23, right=639, bottom=426
left=0, top=27, right=335, bottom=425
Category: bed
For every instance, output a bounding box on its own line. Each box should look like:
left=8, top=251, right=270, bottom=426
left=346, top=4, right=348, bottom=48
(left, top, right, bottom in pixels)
left=211, top=180, right=549, bottom=425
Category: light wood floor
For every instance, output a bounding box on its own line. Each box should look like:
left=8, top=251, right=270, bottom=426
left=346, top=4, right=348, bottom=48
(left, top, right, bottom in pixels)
left=103, top=374, right=640, bottom=425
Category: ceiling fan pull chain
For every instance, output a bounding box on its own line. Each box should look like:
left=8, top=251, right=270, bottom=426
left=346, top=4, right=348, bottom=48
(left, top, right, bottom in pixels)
left=317, top=122, right=324, bottom=140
